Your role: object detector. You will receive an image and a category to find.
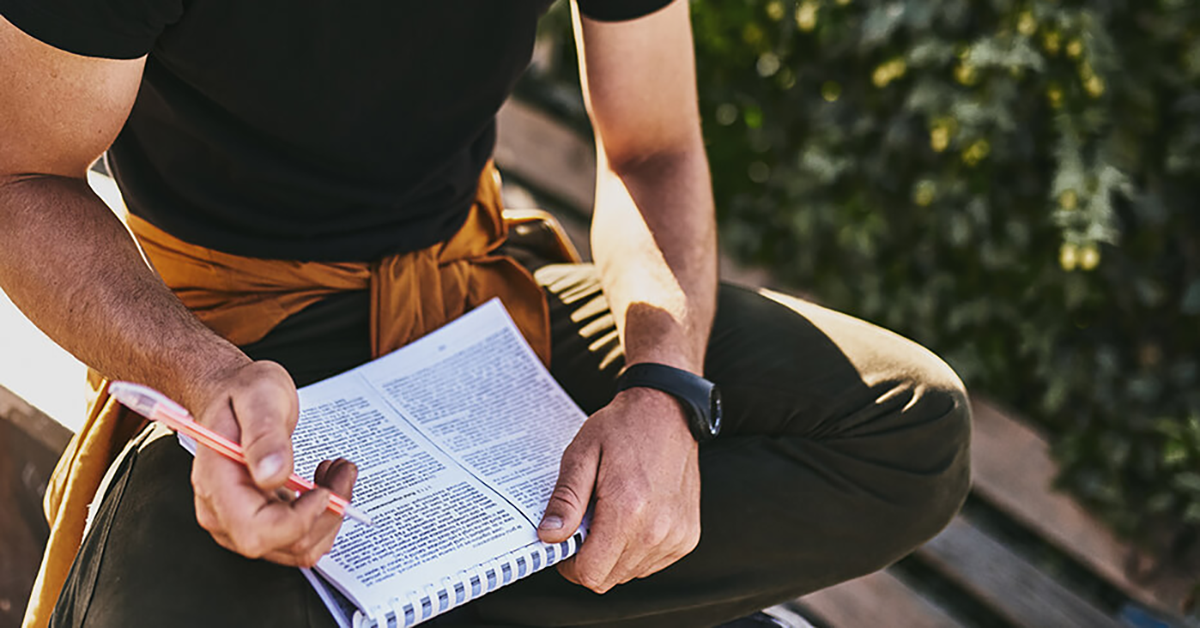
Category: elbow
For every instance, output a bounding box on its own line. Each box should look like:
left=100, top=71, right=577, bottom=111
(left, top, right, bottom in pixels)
left=602, top=138, right=706, bottom=183
left=595, top=114, right=706, bottom=180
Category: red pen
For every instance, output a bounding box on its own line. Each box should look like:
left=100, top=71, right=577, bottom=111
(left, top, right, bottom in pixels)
left=109, top=380, right=372, bottom=525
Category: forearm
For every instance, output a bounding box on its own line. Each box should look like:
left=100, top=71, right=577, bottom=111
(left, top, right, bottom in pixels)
left=591, top=145, right=718, bottom=374
left=545, top=140, right=714, bottom=592
left=0, top=174, right=249, bottom=413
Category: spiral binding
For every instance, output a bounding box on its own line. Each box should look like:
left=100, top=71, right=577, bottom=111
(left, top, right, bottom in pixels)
left=352, top=531, right=585, bottom=628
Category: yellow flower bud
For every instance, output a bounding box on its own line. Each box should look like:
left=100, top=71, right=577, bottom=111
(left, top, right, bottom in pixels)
left=1079, top=245, right=1101, bottom=271
left=766, top=0, right=785, bottom=21
left=743, top=23, right=764, bottom=46
left=872, top=58, right=907, bottom=88
left=1047, top=84, right=1064, bottom=109
left=931, top=127, right=950, bottom=152
left=1043, top=31, right=1061, bottom=55
left=796, top=2, right=818, bottom=32
left=1060, top=243, right=1079, bottom=271
left=1018, top=11, right=1037, bottom=36
left=913, top=181, right=937, bottom=207
left=955, top=63, right=978, bottom=86
left=821, top=81, right=842, bottom=102
left=1066, top=39, right=1083, bottom=58
left=962, top=139, right=991, bottom=166
left=1059, top=189, right=1078, bottom=210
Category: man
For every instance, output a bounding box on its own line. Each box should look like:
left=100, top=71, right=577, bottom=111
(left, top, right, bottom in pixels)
left=0, top=0, right=971, bottom=626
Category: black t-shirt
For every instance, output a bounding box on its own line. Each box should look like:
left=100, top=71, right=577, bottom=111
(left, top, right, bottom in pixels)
left=0, top=0, right=672, bottom=261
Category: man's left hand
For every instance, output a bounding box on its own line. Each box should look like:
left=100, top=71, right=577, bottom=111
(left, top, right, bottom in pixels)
left=537, top=386, right=701, bottom=594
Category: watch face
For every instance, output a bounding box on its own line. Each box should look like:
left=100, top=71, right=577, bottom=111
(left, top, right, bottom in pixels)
left=708, top=387, right=723, bottom=437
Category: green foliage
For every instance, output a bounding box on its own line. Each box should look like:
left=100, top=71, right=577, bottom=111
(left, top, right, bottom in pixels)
left=529, top=1, right=1200, bottom=549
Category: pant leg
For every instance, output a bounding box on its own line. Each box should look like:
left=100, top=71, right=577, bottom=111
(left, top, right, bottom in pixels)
left=49, top=293, right=372, bottom=628
left=463, top=264, right=971, bottom=627
left=51, top=264, right=970, bottom=628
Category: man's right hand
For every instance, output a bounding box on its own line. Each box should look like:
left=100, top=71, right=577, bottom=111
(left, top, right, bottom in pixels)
left=189, top=360, right=358, bottom=568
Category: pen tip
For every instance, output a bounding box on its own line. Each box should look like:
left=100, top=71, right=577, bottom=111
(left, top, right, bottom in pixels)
left=346, top=505, right=373, bottom=526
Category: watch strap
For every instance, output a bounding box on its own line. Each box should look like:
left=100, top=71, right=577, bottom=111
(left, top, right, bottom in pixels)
left=615, top=363, right=720, bottom=442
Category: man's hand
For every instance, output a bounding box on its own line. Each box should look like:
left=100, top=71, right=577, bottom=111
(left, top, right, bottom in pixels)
left=538, top=386, right=701, bottom=593
left=190, top=360, right=358, bottom=568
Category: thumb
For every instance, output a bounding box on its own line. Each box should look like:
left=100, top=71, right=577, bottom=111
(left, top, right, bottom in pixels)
left=233, top=376, right=299, bottom=490
left=539, top=440, right=597, bottom=544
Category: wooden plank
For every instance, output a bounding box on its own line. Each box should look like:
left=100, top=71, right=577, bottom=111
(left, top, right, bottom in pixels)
left=0, top=386, right=71, bottom=455
left=970, top=398, right=1195, bottom=613
left=495, top=99, right=596, bottom=214
left=794, top=568, right=962, bottom=628
left=918, top=516, right=1122, bottom=628
left=0, top=403, right=66, bottom=625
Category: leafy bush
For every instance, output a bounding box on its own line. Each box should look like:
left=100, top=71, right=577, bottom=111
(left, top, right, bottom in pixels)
left=526, top=0, right=1200, bottom=553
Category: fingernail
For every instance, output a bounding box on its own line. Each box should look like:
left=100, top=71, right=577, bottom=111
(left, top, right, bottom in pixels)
left=539, top=515, right=563, bottom=531
left=256, top=453, right=283, bottom=480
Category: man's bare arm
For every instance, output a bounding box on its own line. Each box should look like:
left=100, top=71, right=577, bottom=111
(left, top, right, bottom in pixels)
left=0, top=16, right=245, bottom=415
left=579, top=0, right=716, bottom=377
left=0, top=15, right=353, bottom=567
left=538, top=0, right=717, bottom=593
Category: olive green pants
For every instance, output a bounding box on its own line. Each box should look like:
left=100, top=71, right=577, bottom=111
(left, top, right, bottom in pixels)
left=51, top=264, right=970, bottom=628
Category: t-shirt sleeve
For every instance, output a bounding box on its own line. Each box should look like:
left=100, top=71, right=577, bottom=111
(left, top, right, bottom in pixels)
left=576, top=0, right=675, bottom=22
left=0, top=0, right=181, bottom=59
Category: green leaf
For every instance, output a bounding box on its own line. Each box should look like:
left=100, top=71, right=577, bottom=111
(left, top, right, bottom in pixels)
left=1162, top=440, right=1190, bottom=467
left=1172, top=472, right=1200, bottom=494
left=1184, top=502, right=1200, bottom=524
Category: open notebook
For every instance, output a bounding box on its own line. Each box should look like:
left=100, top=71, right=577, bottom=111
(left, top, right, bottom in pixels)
left=188, top=299, right=590, bottom=627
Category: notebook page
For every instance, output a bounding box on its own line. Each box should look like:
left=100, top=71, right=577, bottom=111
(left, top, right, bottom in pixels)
left=291, top=368, right=534, bottom=616
left=291, top=300, right=590, bottom=624
left=358, top=299, right=589, bottom=524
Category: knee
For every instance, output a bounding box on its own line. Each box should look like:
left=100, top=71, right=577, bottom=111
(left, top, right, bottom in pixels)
left=896, top=354, right=972, bottom=546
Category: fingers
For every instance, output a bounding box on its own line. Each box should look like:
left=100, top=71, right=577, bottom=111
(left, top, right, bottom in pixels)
left=258, top=461, right=358, bottom=567
left=263, top=486, right=342, bottom=567
left=556, top=556, right=582, bottom=586
left=232, top=364, right=299, bottom=490
left=193, top=454, right=360, bottom=567
left=539, top=438, right=599, bottom=544
left=625, top=525, right=699, bottom=581
left=193, top=451, right=328, bottom=560
left=252, top=485, right=332, bottom=551
left=278, top=459, right=359, bottom=566
left=558, top=495, right=629, bottom=593
left=560, top=506, right=698, bottom=592
left=314, top=459, right=334, bottom=485
left=319, top=458, right=359, bottom=501
left=216, top=489, right=337, bottom=568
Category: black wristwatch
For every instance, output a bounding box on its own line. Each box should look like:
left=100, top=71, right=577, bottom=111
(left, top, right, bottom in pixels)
left=615, top=363, right=722, bottom=442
